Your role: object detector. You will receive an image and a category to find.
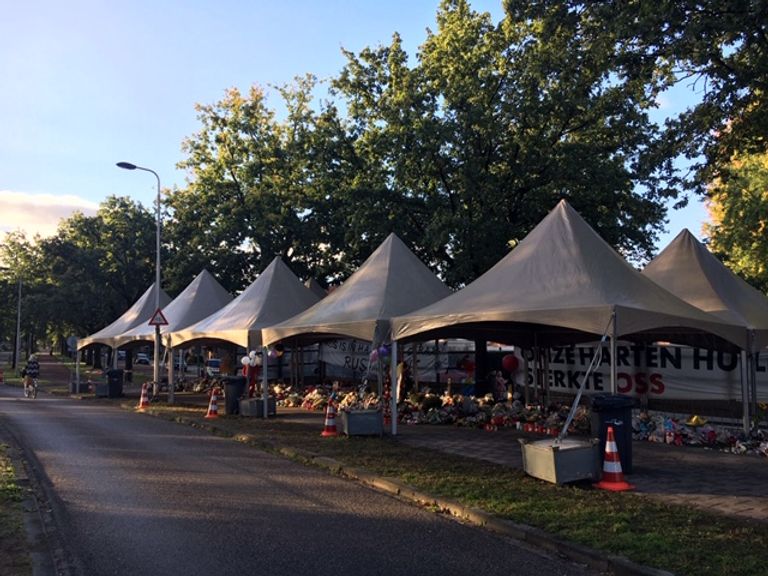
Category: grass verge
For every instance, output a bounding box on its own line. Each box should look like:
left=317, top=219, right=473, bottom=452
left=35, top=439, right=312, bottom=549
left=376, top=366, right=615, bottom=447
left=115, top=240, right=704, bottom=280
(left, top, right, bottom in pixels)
left=0, top=443, right=31, bottom=576
left=131, top=403, right=768, bottom=576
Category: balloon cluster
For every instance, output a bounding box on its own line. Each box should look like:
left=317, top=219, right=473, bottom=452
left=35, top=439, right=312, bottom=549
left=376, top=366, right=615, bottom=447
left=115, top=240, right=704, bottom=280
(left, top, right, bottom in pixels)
left=268, top=343, right=285, bottom=359
left=242, top=350, right=264, bottom=366
left=368, top=344, right=391, bottom=363
left=502, top=354, right=519, bottom=373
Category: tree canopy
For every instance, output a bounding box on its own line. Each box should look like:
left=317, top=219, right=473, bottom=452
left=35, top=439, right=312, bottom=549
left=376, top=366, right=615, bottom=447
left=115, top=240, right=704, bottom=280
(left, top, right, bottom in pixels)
left=705, top=149, right=768, bottom=292
left=170, top=0, right=688, bottom=288
left=4, top=0, right=767, bottom=349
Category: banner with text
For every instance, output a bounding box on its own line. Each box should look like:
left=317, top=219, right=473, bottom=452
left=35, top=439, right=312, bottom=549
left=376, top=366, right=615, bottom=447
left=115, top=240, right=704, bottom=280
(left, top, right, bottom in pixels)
left=516, top=344, right=768, bottom=401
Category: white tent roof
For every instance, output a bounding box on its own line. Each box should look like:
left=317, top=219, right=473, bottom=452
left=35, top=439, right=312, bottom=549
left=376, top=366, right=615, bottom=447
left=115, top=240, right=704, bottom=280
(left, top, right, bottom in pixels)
left=77, top=283, right=172, bottom=350
left=643, top=229, right=768, bottom=350
left=262, top=233, right=452, bottom=347
left=391, top=200, right=746, bottom=350
left=170, top=257, right=320, bottom=350
left=113, top=269, right=232, bottom=347
left=304, top=278, right=327, bottom=299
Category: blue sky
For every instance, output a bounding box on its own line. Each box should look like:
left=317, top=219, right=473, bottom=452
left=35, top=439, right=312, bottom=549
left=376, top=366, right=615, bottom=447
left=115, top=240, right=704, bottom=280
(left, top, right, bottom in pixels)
left=1, top=0, right=706, bottom=249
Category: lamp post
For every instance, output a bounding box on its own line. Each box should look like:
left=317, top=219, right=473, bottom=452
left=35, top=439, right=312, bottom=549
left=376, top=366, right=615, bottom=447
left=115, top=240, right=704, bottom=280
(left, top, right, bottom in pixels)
left=117, top=161, right=166, bottom=400
left=14, top=277, right=21, bottom=371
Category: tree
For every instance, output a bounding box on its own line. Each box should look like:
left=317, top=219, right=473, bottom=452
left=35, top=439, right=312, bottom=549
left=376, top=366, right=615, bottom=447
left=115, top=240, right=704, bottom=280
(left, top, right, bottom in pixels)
left=168, top=78, right=360, bottom=292
left=0, top=197, right=160, bottom=352
left=332, top=0, right=676, bottom=285
left=705, top=150, right=768, bottom=292
left=510, top=1, right=768, bottom=196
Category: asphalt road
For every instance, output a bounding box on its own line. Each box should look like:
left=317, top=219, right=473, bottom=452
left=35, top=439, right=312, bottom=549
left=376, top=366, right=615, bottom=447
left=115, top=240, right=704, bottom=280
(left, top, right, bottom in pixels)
left=0, top=386, right=595, bottom=576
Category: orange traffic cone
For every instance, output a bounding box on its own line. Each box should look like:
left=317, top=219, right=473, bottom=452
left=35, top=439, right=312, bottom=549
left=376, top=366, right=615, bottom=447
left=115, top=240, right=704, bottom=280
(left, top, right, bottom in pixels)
left=594, top=425, right=634, bottom=492
left=205, top=387, right=220, bottom=419
left=137, top=383, right=150, bottom=411
left=321, top=402, right=338, bottom=437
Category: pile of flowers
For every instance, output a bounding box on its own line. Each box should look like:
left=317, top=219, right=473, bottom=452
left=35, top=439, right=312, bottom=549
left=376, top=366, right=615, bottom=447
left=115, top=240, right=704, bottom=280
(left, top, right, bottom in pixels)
left=633, top=411, right=768, bottom=457
left=271, top=382, right=306, bottom=407
left=299, top=387, right=329, bottom=411
left=394, top=390, right=589, bottom=434
left=338, top=390, right=381, bottom=411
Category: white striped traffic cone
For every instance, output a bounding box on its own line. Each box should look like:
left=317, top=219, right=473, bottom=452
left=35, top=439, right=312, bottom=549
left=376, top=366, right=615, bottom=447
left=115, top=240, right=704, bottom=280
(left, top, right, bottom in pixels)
left=321, top=402, right=338, bottom=437
left=594, top=425, right=634, bottom=492
left=205, top=387, right=220, bottom=419
left=137, top=383, right=150, bottom=411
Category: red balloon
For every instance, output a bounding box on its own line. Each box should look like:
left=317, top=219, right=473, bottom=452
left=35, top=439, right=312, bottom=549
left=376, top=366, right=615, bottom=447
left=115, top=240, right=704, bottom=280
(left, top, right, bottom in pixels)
left=502, top=354, right=519, bottom=373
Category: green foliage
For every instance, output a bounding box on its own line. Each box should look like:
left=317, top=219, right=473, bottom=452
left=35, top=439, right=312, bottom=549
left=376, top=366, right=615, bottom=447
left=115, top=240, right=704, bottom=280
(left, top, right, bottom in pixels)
left=705, top=150, right=768, bottom=292
left=512, top=1, right=768, bottom=197
left=0, top=444, right=30, bottom=576
left=0, top=196, right=158, bottom=346
left=167, top=79, right=357, bottom=292
left=9, top=0, right=768, bottom=338
left=171, top=0, right=686, bottom=290
left=330, top=0, right=673, bottom=284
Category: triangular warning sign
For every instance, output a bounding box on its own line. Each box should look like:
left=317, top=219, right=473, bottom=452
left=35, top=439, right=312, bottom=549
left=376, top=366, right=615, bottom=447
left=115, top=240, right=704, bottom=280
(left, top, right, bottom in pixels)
left=148, top=307, right=169, bottom=326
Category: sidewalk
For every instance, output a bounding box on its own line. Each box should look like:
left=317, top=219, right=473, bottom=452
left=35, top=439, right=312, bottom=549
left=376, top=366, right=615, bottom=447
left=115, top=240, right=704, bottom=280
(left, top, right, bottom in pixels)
left=39, top=355, right=768, bottom=524
left=395, top=424, right=768, bottom=523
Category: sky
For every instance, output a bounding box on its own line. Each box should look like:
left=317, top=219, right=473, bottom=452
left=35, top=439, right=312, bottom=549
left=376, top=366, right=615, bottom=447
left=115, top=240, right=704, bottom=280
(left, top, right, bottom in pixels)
left=1, top=0, right=707, bottom=250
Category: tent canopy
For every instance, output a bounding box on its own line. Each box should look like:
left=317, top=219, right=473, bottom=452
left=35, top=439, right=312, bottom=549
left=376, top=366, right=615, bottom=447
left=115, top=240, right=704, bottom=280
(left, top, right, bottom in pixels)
left=262, top=233, right=452, bottom=348
left=170, top=257, right=320, bottom=350
left=643, top=228, right=768, bottom=351
left=113, top=270, right=232, bottom=348
left=304, top=278, right=327, bottom=300
left=391, top=200, right=746, bottom=350
left=77, top=283, right=172, bottom=350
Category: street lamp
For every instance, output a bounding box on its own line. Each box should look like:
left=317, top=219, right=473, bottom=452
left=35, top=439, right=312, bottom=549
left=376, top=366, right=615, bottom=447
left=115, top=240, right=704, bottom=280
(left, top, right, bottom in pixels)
left=117, top=161, right=167, bottom=401
left=14, top=277, right=21, bottom=371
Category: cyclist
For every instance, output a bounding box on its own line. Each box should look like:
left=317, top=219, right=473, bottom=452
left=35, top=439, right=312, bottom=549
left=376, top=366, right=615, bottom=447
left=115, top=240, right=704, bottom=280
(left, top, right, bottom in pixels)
left=24, top=354, right=40, bottom=398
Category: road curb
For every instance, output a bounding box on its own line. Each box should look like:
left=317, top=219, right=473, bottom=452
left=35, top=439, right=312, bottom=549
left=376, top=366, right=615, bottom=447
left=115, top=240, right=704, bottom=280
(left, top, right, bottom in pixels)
left=128, top=406, right=673, bottom=576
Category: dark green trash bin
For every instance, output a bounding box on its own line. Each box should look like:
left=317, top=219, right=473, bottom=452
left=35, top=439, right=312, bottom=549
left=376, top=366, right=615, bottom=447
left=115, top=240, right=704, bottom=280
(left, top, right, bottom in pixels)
left=590, top=394, right=634, bottom=474
left=223, top=376, right=246, bottom=415
left=105, top=368, right=124, bottom=398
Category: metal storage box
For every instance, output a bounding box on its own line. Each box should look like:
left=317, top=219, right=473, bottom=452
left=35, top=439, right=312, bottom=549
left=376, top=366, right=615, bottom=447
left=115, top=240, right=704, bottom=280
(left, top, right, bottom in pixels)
left=239, top=398, right=276, bottom=417
left=341, top=409, right=383, bottom=436
left=519, top=437, right=601, bottom=485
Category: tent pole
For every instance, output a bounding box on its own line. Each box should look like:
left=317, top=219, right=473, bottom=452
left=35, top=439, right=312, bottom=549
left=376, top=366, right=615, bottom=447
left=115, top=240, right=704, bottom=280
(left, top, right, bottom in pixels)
left=412, top=344, right=419, bottom=393
left=167, top=335, right=175, bottom=404
left=542, top=346, right=550, bottom=407
left=610, top=312, right=617, bottom=394
left=75, top=347, right=80, bottom=394
left=262, top=345, right=269, bottom=418
left=534, top=348, right=540, bottom=403
left=391, top=342, right=398, bottom=436
left=522, top=350, right=530, bottom=405
left=750, top=351, right=758, bottom=429
left=741, top=350, right=750, bottom=435
left=434, top=339, right=439, bottom=388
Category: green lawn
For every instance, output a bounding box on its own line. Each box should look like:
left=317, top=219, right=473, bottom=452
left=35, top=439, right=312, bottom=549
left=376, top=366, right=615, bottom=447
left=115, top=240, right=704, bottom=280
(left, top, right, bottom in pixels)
left=0, top=443, right=31, bottom=576
left=140, top=402, right=768, bottom=576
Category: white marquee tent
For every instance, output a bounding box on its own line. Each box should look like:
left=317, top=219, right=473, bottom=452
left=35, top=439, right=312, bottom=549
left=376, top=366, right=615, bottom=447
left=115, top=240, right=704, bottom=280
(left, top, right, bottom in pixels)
left=392, top=200, right=745, bottom=351
left=77, top=282, right=171, bottom=351
left=170, top=257, right=320, bottom=350
left=262, top=233, right=452, bottom=349
left=113, top=269, right=232, bottom=348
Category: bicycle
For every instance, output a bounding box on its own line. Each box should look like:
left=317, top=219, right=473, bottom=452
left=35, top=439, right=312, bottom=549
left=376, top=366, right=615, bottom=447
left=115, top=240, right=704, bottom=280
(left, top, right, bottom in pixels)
left=24, top=377, right=38, bottom=399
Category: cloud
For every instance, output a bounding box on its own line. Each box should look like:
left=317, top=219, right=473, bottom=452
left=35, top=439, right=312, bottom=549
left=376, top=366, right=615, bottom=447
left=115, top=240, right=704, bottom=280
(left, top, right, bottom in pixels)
left=0, top=190, right=99, bottom=240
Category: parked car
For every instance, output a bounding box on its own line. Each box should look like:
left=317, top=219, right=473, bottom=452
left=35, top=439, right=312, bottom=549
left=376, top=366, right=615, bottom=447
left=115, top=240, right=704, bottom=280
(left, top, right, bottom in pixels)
left=162, top=358, right=187, bottom=371
left=136, top=353, right=151, bottom=365
left=205, top=358, right=221, bottom=377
